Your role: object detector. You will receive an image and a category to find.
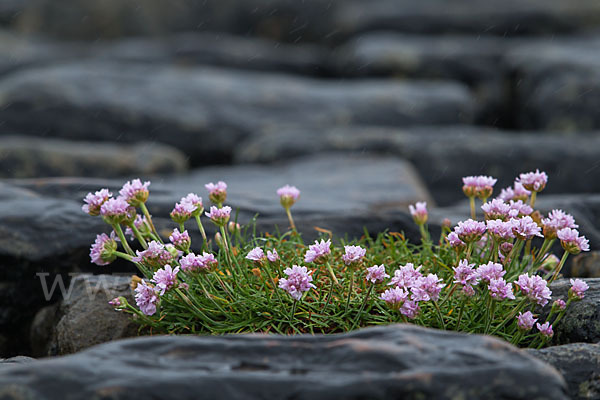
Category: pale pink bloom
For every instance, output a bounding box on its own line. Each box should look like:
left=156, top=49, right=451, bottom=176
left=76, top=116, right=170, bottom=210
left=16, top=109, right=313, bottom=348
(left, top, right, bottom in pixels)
left=119, top=179, right=150, bottom=205
left=342, top=245, right=366, bottom=266
left=486, top=219, right=515, bottom=242
left=135, top=280, right=159, bottom=316
left=89, top=232, right=117, bottom=266
left=179, top=252, right=217, bottom=272
left=100, top=197, right=130, bottom=218
left=278, top=265, right=316, bottom=301
left=170, top=201, right=195, bottom=223
left=389, top=263, right=423, bottom=289
left=132, top=241, right=175, bottom=268
left=169, top=228, right=191, bottom=250
left=447, top=232, right=465, bottom=248
left=481, top=199, right=510, bottom=220
left=498, top=182, right=530, bottom=202
left=304, top=239, right=331, bottom=264
left=510, top=216, right=543, bottom=240
left=409, top=202, right=428, bottom=225
left=553, top=299, right=566, bottom=310
left=542, top=209, right=578, bottom=230
left=517, top=311, right=537, bottom=331
left=180, top=193, right=203, bottom=215
left=400, top=300, right=420, bottom=319
left=277, top=185, right=300, bottom=208
left=246, top=247, right=265, bottom=262
left=205, top=206, right=232, bottom=226
left=205, top=181, right=227, bottom=203
left=508, top=200, right=533, bottom=218
left=82, top=188, right=112, bottom=216
left=488, top=278, right=515, bottom=300
left=462, top=175, right=497, bottom=198
left=152, top=264, right=180, bottom=295
left=569, top=278, right=589, bottom=300
left=453, top=259, right=479, bottom=293
left=454, top=219, right=487, bottom=243
left=518, top=169, right=548, bottom=192
left=557, top=228, right=590, bottom=254
left=380, top=287, right=409, bottom=306
left=515, top=274, right=552, bottom=306
left=267, top=249, right=279, bottom=262
left=366, top=265, right=389, bottom=284
left=476, top=262, right=505, bottom=283
left=411, top=274, right=445, bottom=302
left=536, top=322, right=554, bottom=338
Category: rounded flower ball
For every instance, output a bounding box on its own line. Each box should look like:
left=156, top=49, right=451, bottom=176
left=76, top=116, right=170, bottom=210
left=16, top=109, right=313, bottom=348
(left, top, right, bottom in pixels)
left=277, top=185, right=300, bottom=209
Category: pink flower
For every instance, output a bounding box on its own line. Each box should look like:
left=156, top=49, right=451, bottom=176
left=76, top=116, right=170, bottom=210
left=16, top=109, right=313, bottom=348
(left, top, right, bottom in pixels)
left=134, top=280, right=159, bottom=316
left=108, top=297, right=122, bottom=307
left=507, top=200, right=533, bottom=218
left=454, top=219, right=487, bottom=243
left=462, top=175, right=497, bottom=198
left=510, top=216, right=543, bottom=240
left=476, top=262, right=505, bottom=283
left=518, top=169, right=548, bottom=192
left=481, top=199, right=510, bottom=221
left=278, top=265, right=316, bottom=300
left=488, top=278, right=515, bottom=300
left=542, top=209, right=578, bottom=239
left=170, top=201, right=195, bottom=224
left=179, top=252, right=217, bottom=272
left=205, top=181, right=227, bottom=204
left=132, top=241, right=176, bottom=268
left=557, top=228, right=590, bottom=254
left=569, top=278, right=589, bottom=300
left=267, top=249, right=279, bottom=262
left=180, top=193, right=203, bottom=216
left=517, top=311, right=537, bottom=331
left=536, top=322, right=554, bottom=339
left=498, top=182, right=530, bottom=202
left=205, top=206, right=232, bottom=226
left=119, top=179, right=150, bottom=206
left=380, top=287, right=409, bottom=306
left=447, top=232, right=465, bottom=248
left=82, top=188, right=112, bottom=216
left=277, top=185, right=300, bottom=208
left=169, top=228, right=191, bottom=251
left=409, top=202, right=428, bottom=225
left=342, top=245, right=366, bottom=266
left=553, top=299, right=566, bottom=311
left=152, top=264, right=180, bottom=295
left=366, top=265, right=389, bottom=283
left=389, top=263, right=423, bottom=289
left=400, top=300, right=420, bottom=319
left=100, top=197, right=131, bottom=224
left=304, top=239, right=331, bottom=264
left=515, top=274, right=552, bottom=306
left=246, top=247, right=265, bottom=262
left=453, top=259, right=479, bottom=294
left=486, top=219, right=515, bottom=242
left=411, top=274, right=445, bottom=302
left=89, top=232, right=118, bottom=266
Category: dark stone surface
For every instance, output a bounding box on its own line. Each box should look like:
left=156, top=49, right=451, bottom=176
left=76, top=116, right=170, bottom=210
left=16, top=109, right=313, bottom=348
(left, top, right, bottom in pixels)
left=0, top=61, right=474, bottom=166
left=572, top=251, right=600, bottom=278
left=0, top=135, right=188, bottom=178
left=0, top=356, right=35, bottom=367
left=528, top=343, right=600, bottom=400
left=30, top=274, right=138, bottom=356
left=234, top=125, right=600, bottom=206
left=0, top=324, right=568, bottom=400
left=543, top=279, right=600, bottom=345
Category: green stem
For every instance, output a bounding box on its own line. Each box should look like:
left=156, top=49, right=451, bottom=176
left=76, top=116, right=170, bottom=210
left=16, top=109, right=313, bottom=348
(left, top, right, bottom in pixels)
left=128, top=223, right=148, bottom=249
left=195, top=214, right=208, bottom=250
left=485, top=300, right=496, bottom=334
left=325, top=261, right=339, bottom=285
left=285, top=207, right=296, bottom=231
left=455, top=296, right=467, bottom=331
left=345, top=271, right=355, bottom=313
left=548, top=251, right=569, bottom=283
left=179, top=223, right=185, bottom=233
left=351, top=284, right=374, bottom=330
left=113, top=224, right=135, bottom=256
left=433, top=301, right=446, bottom=330
left=469, top=196, right=476, bottom=220
left=530, top=191, right=537, bottom=208
left=490, top=298, right=528, bottom=334
left=140, top=203, right=163, bottom=244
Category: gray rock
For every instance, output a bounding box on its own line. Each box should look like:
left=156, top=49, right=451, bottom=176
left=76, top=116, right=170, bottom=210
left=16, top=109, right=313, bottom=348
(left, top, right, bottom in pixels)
left=30, top=274, right=138, bottom=356
left=0, top=356, right=35, bottom=367
left=0, top=324, right=568, bottom=400
left=572, top=251, right=600, bottom=278
left=544, top=278, right=600, bottom=345
left=0, top=135, right=188, bottom=178
left=234, top=125, right=600, bottom=206
left=528, top=343, right=600, bottom=400
left=0, top=62, right=474, bottom=166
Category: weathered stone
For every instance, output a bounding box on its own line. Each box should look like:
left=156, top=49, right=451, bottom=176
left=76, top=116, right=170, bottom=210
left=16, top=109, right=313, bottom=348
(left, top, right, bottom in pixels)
left=543, top=278, right=600, bottom=345
left=234, top=125, right=600, bottom=206
left=0, top=1, right=32, bottom=26
left=0, top=356, right=35, bottom=368
left=0, top=62, right=474, bottom=166
left=30, top=274, right=138, bottom=356
left=0, top=135, right=188, bottom=178
left=528, top=343, right=600, bottom=400
left=95, top=32, right=329, bottom=76
left=334, top=0, right=600, bottom=39
left=0, top=325, right=568, bottom=400
left=507, top=36, right=600, bottom=131
left=572, top=251, right=600, bottom=278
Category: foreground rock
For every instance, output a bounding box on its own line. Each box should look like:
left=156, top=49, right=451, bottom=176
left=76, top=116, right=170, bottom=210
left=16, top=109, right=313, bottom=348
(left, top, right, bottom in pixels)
left=528, top=343, right=600, bottom=400
left=0, top=325, right=568, bottom=400
left=0, top=61, right=474, bottom=165
left=234, top=125, right=600, bottom=206
left=545, top=278, right=600, bottom=345
left=0, top=135, right=187, bottom=178
left=30, top=274, right=138, bottom=356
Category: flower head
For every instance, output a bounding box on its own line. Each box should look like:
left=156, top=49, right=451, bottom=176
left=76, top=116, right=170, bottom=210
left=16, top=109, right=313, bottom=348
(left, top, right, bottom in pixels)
left=557, top=228, right=590, bottom=254
left=510, top=216, right=543, bottom=240
left=462, top=175, right=497, bottom=199
left=498, top=182, right=530, bottom=202
left=482, top=199, right=510, bottom=221
left=447, top=231, right=466, bottom=248
left=454, top=219, right=487, bottom=243
left=380, top=287, right=409, bottom=307
left=453, top=259, right=479, bottom=295
left=400, top=300, right=420, bottom=319
left=246, top=247, right=266, bottom=262
left=278, top=265, right=316, bottom=300
left=134, top=280, right=159, bottom=316
left=267, top=249, right=279, bottom=262
left=89, top=232, right=118, bottom=266
left=205, top=181, right=227, bottom=204
left=82, top=189, right=112, bottom=216
left=515, top=274, right=552, bottom=306
left=488, top=278, right=515, bottom=300
left=342, top=245, right=366, bottom=266
left=119, top=179, right=150, bottom=206
left=179, top=252, right=217, bottom=272
left=569, top=278, right=589, bottom=300
left=132, top=241, right=176, bottom=268
left=205, top=206, right=232, bottom=227
left=304, top=239, right=331, bottom=264
left=552, top=299, right=566, bottom=312
left=508, top=200, right=533, bottom=218
left=169, top=228, right=191, bottom=252
left=476, top=262, right=505, bottom=283
left=486, top=219, right=515, bottom=242
left=100, top=197, right=132, bottom=225
left=517, top=311, right=537, bottom=331
left=277, top=185, right=300, bottom=209
left=180, top=193, right=203, bottom=217
left=518, top=170, right=548, bottom=192
left=389, top=263, right=423, bottom=289
left=170, top=201, right=195, bottom=224
left=412, top=273, right=445, bottom=302
left=152, top=264, right=180, bottom=295
left=536, top=322, right=554, bottom=339
left=409, top=202, right=428, bottom=225
left=366, top=264, right=389, bottom=284
left=542, top=210, right=578, bottom=239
